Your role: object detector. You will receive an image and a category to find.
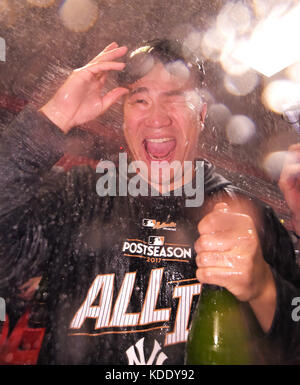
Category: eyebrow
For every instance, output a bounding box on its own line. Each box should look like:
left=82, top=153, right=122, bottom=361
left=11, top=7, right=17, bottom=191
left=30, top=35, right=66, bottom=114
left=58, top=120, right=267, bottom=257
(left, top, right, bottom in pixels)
left=128, top=87, right=186, bottom=97
left=128, top=87, right=149, bottom=96
left=164, top=90, right=186, bottom=97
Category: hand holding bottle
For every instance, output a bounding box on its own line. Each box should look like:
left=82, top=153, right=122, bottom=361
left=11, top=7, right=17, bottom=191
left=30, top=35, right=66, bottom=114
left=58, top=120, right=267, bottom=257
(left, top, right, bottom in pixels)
left=194, top=202, right=274, bottom=304
left=40, top=42, right=129, bottom=133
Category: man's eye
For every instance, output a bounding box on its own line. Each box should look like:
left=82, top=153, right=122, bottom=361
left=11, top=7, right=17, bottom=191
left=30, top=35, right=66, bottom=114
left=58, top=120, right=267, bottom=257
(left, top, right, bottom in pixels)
left=134, top=99, right=147, bottom=104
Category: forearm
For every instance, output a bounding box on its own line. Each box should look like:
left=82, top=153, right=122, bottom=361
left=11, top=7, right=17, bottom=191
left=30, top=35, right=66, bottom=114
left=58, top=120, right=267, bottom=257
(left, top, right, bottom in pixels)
left=249, top=201, right=299, bottom=337
left=0, top=105, right=66, bottom=215
left=261, top=268, right=300, bottom=364
left=0, top=106, right=66, bottom=294
left=249, top=267, right=277, bottom=333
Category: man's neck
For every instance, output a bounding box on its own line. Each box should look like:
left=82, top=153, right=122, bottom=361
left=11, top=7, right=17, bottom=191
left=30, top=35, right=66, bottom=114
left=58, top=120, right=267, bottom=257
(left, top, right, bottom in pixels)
left=142, top=162, right=195, bottom=195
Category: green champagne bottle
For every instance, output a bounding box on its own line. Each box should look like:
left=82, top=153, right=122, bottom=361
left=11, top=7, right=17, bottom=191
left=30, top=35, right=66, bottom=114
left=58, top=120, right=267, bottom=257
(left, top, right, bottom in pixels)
left=185, top=284, right=254, bottom=365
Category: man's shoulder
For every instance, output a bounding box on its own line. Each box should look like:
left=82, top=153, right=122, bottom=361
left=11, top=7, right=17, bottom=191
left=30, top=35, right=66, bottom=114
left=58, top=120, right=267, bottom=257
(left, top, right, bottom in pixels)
left=200, top=158, right=266, bottom=205
left=200, top=159, right=275, bottom=220
left=199, top=158, right=232, bottom=194
left=46, top=163, right=100, bottom=200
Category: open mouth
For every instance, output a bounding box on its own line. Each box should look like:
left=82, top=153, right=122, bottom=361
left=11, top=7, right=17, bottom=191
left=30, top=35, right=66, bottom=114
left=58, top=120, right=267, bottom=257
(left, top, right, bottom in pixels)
left=143, top=138, right=177, bottom=161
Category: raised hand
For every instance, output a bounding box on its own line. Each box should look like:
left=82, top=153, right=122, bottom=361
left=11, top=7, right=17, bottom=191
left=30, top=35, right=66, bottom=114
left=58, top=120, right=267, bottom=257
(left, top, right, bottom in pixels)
left=279, top=144, right=300, bottom=235
left=40, top=42, right=129, bottom=133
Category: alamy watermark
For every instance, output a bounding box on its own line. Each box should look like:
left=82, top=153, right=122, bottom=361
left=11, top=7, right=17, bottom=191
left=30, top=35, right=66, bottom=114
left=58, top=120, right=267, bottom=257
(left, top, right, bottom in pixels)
left=0, top=37, right=5, bottom=62
left=95, top=154, right=204, bottom=207
left=0, top=297, right=5, bottom=322
left=292, top=297, right=300, bottom=321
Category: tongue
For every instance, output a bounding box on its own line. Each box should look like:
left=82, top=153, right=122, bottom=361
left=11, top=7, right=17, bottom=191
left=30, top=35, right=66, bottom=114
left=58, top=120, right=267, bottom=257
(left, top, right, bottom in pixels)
left=145, top=139, right=176, bottom=159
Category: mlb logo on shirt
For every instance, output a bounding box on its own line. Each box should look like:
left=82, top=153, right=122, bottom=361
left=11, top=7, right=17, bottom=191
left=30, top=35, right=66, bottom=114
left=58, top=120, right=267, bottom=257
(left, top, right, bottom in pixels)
left=148, top=236, right=164, bottom=246
left=142, top=219, right=156, bottom=228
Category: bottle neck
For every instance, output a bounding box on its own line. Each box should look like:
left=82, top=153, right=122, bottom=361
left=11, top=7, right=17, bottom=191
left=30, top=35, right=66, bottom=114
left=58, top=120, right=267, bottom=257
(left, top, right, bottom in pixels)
left=201, top=284, right=240, bottom=305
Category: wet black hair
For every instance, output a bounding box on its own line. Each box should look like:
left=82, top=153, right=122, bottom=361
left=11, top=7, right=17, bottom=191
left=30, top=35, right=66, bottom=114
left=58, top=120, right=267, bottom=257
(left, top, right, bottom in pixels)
left=118, top=38, right=205, bottom=87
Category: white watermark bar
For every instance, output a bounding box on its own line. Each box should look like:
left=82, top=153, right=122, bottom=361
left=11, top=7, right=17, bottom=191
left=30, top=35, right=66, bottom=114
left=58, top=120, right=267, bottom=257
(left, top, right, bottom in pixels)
left=96, top=153, right=204, bottom=207
left=0, top=297, right=5, bottom=322
left=292, top=297, right=300, bottom=321
left=0, top=37, right=6, bottom=62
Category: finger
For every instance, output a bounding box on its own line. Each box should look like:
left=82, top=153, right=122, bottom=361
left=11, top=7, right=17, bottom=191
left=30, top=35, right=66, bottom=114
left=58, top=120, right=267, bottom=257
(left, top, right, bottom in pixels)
left=194, top=231, right=248, bottom=254
left=196, top=266, right=241, bottom=286
left=281, top=164, right=300, bottom=180
left=88, top=42, right=119, bottom=64
left=99, top=45, right=128, bottom=61
left=196, top=251, right=236, bottom=268
left=198, top=209, right=253, bottom=235
left=195, top=233, right=239, bottom=253
left=101, top=87, right=129, bottom=113
left=197, top=202, right=231, bottom=235
left=195, top=227, right=256, bottom=254
left=102, top=42, right=119, bottom=52
left=282, top=151, right=300, bottom=172
left=90, top=46, right=128, bottom=65
left=279, top=164, right=300, bottom=190
left=76, top=61, right=126, bottom=75
left=288, top=143, right=300, bottom=153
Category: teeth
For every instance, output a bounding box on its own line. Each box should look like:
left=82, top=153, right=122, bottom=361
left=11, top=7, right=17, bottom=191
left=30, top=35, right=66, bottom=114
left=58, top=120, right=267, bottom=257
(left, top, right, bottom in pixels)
left=146, top=138, right=174, bottom=143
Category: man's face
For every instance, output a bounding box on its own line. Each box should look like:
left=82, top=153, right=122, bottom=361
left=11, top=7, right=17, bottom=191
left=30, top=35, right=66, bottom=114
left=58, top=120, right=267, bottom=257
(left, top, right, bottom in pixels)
left=123, top=61, right=206, bottom=185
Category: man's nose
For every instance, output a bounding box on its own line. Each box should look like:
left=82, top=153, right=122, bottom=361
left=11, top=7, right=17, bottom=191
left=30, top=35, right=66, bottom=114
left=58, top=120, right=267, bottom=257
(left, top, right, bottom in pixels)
left=144, top=104, right=172, bottom=128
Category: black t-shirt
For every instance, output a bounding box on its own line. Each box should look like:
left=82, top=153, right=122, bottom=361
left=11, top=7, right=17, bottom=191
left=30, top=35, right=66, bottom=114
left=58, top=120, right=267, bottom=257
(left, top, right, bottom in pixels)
left=37, top=190, right=221, bottom=364
left=1, top=106, right=300, bottom=364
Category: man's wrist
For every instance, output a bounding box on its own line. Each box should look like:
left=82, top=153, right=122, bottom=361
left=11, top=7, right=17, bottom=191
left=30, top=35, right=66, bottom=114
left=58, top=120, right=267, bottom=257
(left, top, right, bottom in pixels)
left=249, top=268, right=276, bottom=333
left=39, top=102, right=71, bottom=134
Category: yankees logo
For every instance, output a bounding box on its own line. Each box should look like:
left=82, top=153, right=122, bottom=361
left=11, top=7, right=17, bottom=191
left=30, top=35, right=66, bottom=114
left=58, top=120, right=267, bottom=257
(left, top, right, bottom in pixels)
left=126, top=337, right=168, bottom=365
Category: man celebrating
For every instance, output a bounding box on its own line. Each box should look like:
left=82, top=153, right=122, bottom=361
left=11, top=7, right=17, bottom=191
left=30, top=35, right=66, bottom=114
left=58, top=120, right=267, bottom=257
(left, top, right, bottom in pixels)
left=0, top=40, right=299, bottom=364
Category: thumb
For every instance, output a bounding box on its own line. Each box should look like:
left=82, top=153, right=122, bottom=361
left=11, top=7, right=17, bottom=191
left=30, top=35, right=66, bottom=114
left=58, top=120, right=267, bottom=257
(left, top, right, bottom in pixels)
left=198, top=202, right=231, bottom=234
left=101, top=87, right=129, bottom=113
